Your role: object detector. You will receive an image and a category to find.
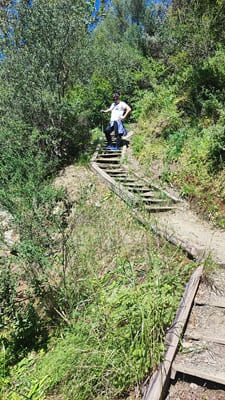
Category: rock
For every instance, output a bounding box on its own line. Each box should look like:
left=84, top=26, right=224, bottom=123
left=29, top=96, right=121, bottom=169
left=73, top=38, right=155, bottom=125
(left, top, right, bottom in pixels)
left=190, top=383, right=198, bottom=390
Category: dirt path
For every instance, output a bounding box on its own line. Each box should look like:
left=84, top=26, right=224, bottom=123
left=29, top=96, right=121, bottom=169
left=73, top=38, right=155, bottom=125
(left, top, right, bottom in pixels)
left=125, top=144, right=225, bottom=267
left=157, top=206, right=225, bottom=266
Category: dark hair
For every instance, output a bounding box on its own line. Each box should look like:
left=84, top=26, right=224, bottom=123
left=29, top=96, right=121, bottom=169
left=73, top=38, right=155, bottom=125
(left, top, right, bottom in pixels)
left=113, top=92, right=120, bottom=99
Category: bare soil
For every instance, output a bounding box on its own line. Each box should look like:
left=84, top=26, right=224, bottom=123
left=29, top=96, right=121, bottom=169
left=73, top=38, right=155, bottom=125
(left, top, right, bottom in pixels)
left=167, top=379, right=225, bottom=400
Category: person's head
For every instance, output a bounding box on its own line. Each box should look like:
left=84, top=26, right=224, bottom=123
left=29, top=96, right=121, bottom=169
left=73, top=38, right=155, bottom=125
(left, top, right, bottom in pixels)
left=113, top=92, right=120, bottom=102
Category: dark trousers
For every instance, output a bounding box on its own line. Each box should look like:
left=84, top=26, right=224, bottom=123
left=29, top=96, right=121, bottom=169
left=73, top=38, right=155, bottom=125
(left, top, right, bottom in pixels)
left=105, top=121, right=122, bottom=148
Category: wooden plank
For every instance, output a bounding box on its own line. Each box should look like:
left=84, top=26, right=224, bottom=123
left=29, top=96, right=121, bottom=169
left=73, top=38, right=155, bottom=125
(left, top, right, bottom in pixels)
left=109, top=173, right=127, bottom=179
left=142, top=265, right=203, bottom=400
left=142, top=198, right=168, bottom=204
left=117, top=179, right=137, bottom=183
left=184, top=305, right=225, bottom=345
left=115, top=177, right=136, bottom=181
left=96, top=164, right=121, bottom=169
left=130, top=171, right=180, bottom=203
left=131, top=187, right=156, bottom=193
left=145, top=205, right=176, bottom=212
left=90, top=143, right=101, bottom=162
left=172, top=341, right=225, bottom=386
left=195, top=295, right=225, bottom=308
left=123, top=182, right=148, bottom=187
left=104, top=169, right=125, bottom=174
left=109, top=174, right=128, bottom=178
left=90, top=162, right=139, bottom=206
left=98, top=153, right=121, bottom=157
left=194, top=268, right=225, bottom=307
left=96, top=157, right=120, bottom=162
left=102, top=149, right=122, bottom=153
left=172, top=364, right=225, bottom=386
left=140, top=191, right=157, bottom=198
left=185, top=333, right=225, bottom=345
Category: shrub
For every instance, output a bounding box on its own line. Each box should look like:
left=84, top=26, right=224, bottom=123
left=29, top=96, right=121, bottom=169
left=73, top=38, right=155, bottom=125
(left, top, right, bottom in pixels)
left=207, top=122, right=225, bottom=170
left=138, top=85, right=183, bottom=137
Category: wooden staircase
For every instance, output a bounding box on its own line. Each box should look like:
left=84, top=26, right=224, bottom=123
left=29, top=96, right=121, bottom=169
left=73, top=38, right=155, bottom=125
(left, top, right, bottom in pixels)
left=90, top=139, right=179, bottom=213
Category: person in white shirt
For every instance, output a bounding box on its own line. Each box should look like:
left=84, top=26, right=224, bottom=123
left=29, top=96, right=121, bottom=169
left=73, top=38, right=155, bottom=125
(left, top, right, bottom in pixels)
left=101, top=92, right=131, bottom=150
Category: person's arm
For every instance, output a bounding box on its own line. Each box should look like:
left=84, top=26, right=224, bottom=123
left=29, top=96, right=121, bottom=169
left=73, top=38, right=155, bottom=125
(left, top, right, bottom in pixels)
left=101, top=103, right=113, bottom=113
left=101, top=107, right=111, bottom=113
left=121, top=104, right=131, bottom=120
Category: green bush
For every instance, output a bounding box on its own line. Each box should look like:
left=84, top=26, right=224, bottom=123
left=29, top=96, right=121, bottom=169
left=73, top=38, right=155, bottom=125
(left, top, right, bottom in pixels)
left=138, top=85, right=183, bottom=137
left=207, top=122, right=225, bottom=170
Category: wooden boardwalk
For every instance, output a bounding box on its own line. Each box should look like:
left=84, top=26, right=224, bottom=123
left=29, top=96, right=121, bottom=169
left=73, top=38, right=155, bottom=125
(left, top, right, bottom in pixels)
left=90, top=138, right=225, bottom=400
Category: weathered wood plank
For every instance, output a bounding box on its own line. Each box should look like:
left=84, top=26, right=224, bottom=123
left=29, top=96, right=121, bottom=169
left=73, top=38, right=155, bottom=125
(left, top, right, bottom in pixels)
left=194, top=268, right=225, bottom=307
left=195, top=296, right=225, bottom=308
left=109, top=174, right=128, bottom=178
left=96, top=163, right=121, bottom=169
left=123, top=182, right=148, bottom=187
left=129, top=171, right=180, bottom=203
left=185, top=333, right=225, bottom=345
left=98, top=153, right=121, bottom=157
left=172, top=341, right=225, bottom=386
left=112, top=173, right=127, bottom=177
left=90, top=143, right=101, bottom=162
left=90, top=162, right=139, bottom=206
left=184, top=304, right=225, bottom=345
left=145, top=205, right=176, bottom=212
left=142, top=198, right=168, bottom=204
left=140, top=191, right=157, bottom=197
left=116, top=177, right=136, bottom=182
left=96, top=157, right=120, bottom=162
left=104, top=169, right=125, bottom=174
left=142, top=266, right=203, bottom=400
left=131, top=187, right=157, bottom=193
left=102, top=149, right=122, bottom=152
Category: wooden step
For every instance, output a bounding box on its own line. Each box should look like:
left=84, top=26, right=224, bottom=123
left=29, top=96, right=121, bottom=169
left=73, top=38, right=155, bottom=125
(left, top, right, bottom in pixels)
left=116, top=178, right=136, bottom=182
left=184, top=305, right=225, bottom=345
left=139, top=191, right=157, bottom=198
left=194, top=268, right=225, bottom=308
left=142, top=198, right=168, bottom=204
left=145, top=205, right=176, bottom=212
left=109, top=173, right=127, bottom=177
left=172, top=340, right=225, bottom=386
left=100, top=152, right=121, bottom=157
left=110, top=172, right=126, bottom=177
left=104, top=169, right=125, bottom=174
left=112, top=175, right=128, bottom=178
left=130, top=187, right=154, bottom=193
left=123, top=182, right=148, bottom=188
left=102, top=148, right=122, bottom=152
left=96, top=163, right=121, bottom=169
left=96, top=158, right=120, bottom=163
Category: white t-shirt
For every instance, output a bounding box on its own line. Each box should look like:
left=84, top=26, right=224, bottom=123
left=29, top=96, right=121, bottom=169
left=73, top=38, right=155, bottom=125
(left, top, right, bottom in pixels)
left=110, top=101, right=128, bottom=121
